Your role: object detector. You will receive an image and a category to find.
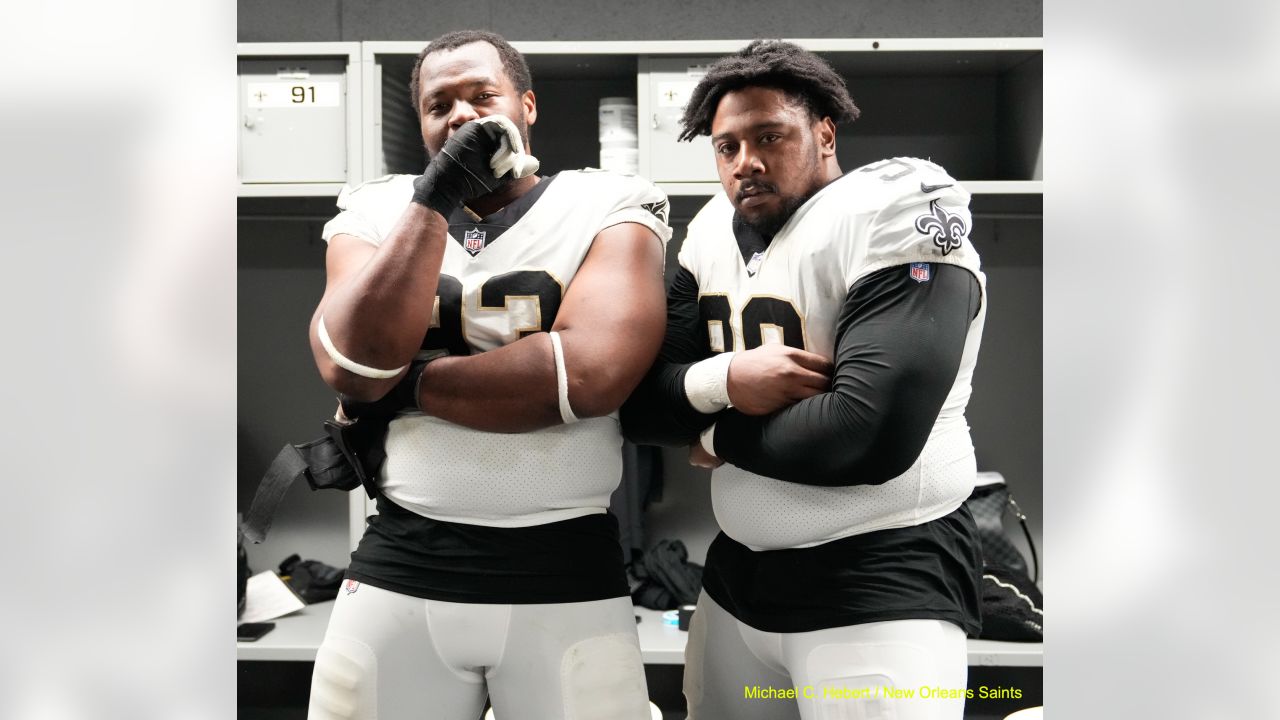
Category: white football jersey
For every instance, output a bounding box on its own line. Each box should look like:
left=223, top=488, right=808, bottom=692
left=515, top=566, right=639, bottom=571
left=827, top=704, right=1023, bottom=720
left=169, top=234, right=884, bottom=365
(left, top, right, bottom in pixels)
left=680, top=157, right=987, bottom=550
left=322, top=169, right=672, bottom=527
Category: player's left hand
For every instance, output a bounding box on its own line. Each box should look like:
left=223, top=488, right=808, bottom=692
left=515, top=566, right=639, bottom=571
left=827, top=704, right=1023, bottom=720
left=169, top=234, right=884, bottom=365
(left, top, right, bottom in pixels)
left=726, top=343, right=832, bottom=415
left=688, top=443, right=723, bottom=469
left=412, top=118, right=513, bottom=215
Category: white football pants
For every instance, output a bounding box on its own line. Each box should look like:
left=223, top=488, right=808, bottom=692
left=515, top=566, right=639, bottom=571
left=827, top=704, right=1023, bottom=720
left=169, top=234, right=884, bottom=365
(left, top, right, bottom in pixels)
left=684, top=592, right=968, bottom=720
left=307, top=581, right=651, bottom=720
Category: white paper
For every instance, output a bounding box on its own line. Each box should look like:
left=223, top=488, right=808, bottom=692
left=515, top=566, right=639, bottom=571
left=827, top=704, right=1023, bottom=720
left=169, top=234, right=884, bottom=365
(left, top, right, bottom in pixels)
left=239, top=570, right=306, bottom=624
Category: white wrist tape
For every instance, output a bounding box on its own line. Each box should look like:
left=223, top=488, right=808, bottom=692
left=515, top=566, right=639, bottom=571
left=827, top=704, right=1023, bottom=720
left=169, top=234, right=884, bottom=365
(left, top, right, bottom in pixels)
left=548, top=331, right=579, bottom=424
left=475, top=115, right=540, bottom=178
left=316, top=315, right=407, bottom=379
left=684, top=352, right=736, bottom=413
left=700, top=423, right=717, bottom=458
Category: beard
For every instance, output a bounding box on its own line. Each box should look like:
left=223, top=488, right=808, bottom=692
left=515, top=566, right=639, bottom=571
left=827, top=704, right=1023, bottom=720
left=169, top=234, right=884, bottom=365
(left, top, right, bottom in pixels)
left=738, top=186, right=816, bottom=238
left=736, top=143, right=822, bottom=238
left=742, top=181, right=819, bottom=235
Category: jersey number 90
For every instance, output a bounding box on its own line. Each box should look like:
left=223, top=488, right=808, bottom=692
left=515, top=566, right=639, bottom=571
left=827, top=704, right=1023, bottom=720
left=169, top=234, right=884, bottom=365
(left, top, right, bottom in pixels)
left=699, top=294, right=807, bottom=352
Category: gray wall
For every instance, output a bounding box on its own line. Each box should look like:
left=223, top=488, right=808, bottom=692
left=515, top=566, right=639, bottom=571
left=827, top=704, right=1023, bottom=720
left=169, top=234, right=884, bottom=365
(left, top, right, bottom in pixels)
left=239, top=0, right=1041, bottom=43
left=239, top=198, right=354, bottom=570
left=237, top=1, right=1044, bottom=577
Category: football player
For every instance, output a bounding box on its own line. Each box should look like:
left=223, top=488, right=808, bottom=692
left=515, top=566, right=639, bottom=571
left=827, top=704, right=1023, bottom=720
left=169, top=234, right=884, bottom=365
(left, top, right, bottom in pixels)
left=307, top=31, right=670, bottom=720
left=621, top=40, right=986, bottom=720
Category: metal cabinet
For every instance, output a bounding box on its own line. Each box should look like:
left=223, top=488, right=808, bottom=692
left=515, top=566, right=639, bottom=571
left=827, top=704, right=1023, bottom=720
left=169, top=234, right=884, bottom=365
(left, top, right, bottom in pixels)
left=237, top=43, right=361, bottom=196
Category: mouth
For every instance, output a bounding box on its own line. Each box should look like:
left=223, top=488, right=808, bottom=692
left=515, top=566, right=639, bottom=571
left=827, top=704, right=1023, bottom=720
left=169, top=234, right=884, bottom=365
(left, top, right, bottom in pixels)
left=736, top=183, right=776, bottom=208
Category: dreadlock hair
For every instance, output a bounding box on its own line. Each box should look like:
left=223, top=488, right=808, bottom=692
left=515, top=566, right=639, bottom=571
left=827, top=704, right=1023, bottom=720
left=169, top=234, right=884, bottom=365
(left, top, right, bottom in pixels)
left=678, top=39, right=860, bottom=142
left=408, top=30, right=533, bottom=116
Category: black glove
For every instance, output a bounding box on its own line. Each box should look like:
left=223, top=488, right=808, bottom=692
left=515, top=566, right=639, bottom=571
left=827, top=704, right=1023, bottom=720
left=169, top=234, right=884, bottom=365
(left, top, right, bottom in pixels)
left=337, top=355, right=433, bottom=419
left=326, top=354, right=439, bottom=495
left=412, top=120, right=511, bottom=215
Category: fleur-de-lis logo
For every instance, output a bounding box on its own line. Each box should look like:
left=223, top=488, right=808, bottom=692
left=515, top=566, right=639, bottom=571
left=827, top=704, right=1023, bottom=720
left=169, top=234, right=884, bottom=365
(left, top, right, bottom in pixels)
left=642, top=199, right=670, bottom=225
left=914, top=200, right=968, bottom=256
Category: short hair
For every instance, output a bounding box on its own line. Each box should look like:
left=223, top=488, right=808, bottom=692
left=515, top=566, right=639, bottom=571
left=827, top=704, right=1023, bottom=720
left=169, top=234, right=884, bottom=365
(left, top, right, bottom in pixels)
left=408, top=30, right=533, bottom=115
left=678, top=39, right=860, bottom=142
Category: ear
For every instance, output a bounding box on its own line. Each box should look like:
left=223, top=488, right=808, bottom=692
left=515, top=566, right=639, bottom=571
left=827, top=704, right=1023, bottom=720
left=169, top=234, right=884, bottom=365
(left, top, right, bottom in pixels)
left=815, top=116, right=836, bottom=158
left=522, top=90, right=537, bottom=128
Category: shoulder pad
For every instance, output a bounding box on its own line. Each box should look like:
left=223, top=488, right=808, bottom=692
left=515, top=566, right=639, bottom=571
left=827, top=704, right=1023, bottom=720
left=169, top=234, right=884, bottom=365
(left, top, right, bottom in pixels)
left=570, top=169, right=671, bottom=219
left=337, top=174, right=411, bottom=211
left=820, top=157, right=968, bottom=216
left=687, top=192, right=733, bottom=231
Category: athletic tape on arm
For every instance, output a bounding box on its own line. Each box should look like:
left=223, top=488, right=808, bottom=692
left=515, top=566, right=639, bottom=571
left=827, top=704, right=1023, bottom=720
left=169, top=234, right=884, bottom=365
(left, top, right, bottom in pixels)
left=549, top=331, right=579, bottom=424
left=317, top=316, right=408, bottom=379
left=683, top=352, right=736, bottom=413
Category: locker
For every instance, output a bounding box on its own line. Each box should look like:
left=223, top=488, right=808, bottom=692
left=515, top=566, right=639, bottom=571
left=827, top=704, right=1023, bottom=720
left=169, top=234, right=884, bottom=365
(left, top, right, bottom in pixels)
left=643, top=57, right=716, bottom=183
left=239, top=58, right=347, bottom=183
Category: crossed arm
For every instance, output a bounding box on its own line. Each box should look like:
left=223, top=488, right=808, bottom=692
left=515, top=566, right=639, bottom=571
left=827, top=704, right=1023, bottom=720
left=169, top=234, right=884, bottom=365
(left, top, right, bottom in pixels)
left=310, top=204, right=449, bottom=402
left=621, top=263, right=980, bottom=487
left=620, top=264, right=834, bottom=446
left=311, top=220, right=667, bottom=433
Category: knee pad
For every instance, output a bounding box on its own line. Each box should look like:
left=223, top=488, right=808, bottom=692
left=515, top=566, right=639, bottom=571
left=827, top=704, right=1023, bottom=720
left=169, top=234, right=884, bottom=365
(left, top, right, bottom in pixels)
left=310, top=637, right=377, bottom=720
left=560, top=632, right=649, bottom=720
left=682, top=606, right=708, bottom=716
left=808, top=672, right=898, bottom=720
left=803, top=642, right=937, bottom=720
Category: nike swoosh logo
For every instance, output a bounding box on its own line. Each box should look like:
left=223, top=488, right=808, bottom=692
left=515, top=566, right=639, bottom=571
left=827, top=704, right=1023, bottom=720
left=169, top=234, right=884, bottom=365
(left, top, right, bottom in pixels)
left=920, top=182, right=954, bottom=194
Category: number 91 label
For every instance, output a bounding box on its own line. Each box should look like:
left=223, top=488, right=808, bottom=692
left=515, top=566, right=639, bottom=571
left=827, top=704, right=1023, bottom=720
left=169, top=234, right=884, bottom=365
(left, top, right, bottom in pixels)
left=246, top=82, right=340, bottom=108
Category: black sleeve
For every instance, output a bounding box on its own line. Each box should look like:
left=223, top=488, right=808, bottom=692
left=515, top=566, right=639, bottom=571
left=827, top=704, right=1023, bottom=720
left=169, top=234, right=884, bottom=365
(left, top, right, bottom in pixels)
left=620, top=265, right=720, bottom=446
left=713, top=262, right=981, bottom=486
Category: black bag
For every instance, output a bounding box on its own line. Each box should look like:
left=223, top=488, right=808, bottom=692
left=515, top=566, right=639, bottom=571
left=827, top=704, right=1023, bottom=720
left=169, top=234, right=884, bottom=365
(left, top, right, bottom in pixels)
left=979, top=559, right=1043, bottom=641
left=278, top=554, right=347, bottom=604
left=630, top=539, right=703, bottom=610
left=965, top=473, right=1038, bottom=583
left=964, top=472, right=1043, bottom=641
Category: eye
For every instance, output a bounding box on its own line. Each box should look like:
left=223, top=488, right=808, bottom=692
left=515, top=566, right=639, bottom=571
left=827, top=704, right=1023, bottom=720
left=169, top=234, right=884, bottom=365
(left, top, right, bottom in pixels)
left=427, top=102, right=450, bottom=116
left=759, top=133, right=781, bottom=144
left=716, top=142, right=737, bottom=156
left=475, top=92, right=498, bottom=102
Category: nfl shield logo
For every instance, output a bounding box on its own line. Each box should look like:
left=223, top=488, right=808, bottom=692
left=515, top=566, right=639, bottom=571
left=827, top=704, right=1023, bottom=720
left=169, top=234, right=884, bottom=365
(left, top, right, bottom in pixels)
left=463, top=227, right=487, bottom=256
left=909, top=263, right=931, bottom=283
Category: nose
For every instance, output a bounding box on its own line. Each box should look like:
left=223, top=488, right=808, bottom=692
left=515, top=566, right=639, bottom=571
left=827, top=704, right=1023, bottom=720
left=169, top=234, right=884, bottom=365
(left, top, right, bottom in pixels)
left=730, top=146, right=765, bottom=180
left=448, top=101, right=479, bottom=131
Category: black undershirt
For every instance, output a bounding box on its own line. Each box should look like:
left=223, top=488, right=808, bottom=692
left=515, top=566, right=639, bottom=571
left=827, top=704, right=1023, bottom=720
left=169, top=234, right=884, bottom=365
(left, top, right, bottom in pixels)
left=347, top=495, right=630, bottom=603
left=703, top=506, right=983, bottom=634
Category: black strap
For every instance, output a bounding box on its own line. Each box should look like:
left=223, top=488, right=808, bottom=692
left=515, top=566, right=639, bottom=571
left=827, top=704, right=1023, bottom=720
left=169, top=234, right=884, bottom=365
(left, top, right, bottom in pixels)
left=240, top=433, right=367, bottom=544
left=240, top=368, right=430, bottom=545
left=240, top=445, right=309, bottom=544
left=1008, top=495, right=1040, bottom=584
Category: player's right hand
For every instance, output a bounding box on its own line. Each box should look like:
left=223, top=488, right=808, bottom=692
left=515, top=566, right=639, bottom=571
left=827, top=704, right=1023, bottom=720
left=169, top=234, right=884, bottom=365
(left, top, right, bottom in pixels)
left=412, top=118, right=512, bottom=215
left=726, top=344, right=832, bottom=415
